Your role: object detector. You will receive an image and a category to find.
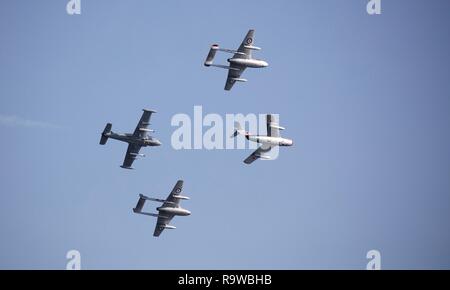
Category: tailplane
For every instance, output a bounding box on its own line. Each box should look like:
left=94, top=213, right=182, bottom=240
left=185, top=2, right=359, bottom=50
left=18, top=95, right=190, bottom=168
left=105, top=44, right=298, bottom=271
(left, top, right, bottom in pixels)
left=133, top=194, right=160, bottom=217
left=204, top=44, right=219, bottom=66
left=99, top=123, right=112, bottom=145
left=231, top=122, right=247, bottom=138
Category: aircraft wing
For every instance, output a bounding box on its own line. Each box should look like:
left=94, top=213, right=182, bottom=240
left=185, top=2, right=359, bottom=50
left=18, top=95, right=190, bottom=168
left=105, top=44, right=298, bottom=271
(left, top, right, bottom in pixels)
left=153, top=214, right=175, bottom=237
left=234, top=29, right=255, bottom=59
left=224, top=30, right=255, bottom=90
left=153, top=180, right=184, bottom=237
left=163, top=180, right=184, bottom=208
left=121, top=143, right=142, bottom=169
left=133, top=109, right=156, bottom=138
left=266, top=114, right=281, bottom=137
left=243, top=145, right=272, bottom=164
left=224, top=65, right=246, bottom=91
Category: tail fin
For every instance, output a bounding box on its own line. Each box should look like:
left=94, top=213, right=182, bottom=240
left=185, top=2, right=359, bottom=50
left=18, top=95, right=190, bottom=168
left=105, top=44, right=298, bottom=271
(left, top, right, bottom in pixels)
left=230, top=122, right=247, bottom=138
left=204, top=44, right=219, bottom=66
left=99, top=123, right=112, bottom=145
left=133, top=194, right=159, bottom=217
left=133, top=194, right=146, bottom=213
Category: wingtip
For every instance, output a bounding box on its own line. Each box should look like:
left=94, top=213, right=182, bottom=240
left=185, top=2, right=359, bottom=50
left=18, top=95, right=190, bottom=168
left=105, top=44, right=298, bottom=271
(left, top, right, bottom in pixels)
left=120, top=165, right=134, bottom=170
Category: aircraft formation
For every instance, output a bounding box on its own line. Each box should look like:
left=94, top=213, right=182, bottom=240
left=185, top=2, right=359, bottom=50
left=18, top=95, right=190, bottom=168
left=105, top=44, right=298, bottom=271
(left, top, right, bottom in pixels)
left=99, top=30, right=293, bottom=237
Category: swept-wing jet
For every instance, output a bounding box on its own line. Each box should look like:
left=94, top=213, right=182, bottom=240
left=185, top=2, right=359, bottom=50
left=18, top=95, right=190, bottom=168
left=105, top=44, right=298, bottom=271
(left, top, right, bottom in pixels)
left=133, top=180, right=191, bottom=237
left=99, top=109, right=161, bottom=169
left=204, top=29, right=268, bottom=90
left=231, top=114, right=293, bottom=164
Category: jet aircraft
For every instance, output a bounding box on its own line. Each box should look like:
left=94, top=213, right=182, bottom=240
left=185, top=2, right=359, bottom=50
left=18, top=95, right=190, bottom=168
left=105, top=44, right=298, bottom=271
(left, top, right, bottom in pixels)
left=133, top=180, right=191, bottom=237
left=232, top=114, right=293, bottom=164
left=99, top=109, right=161, bottom=169
left=204, top=29, right=268, bottom=90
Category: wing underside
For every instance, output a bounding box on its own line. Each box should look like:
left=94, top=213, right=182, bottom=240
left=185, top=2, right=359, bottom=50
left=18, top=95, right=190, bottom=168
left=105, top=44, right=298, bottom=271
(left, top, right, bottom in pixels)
left=133, top=109, right=155, bottom=139
left=121, top=109, right=156, bottom=169
left=266, top=114, right=281, bottom=137
left=153, top=214, right=175, bottom=237
left=224, top=30, right=255, bottom=91
left=153, top=180, right=184, bottom=237
left=243, top=145, right=272, bottom=164
left=224, top=65, right=246, bottom=91
left=235, top=29, right=255, bottom=59
left=122, top=143, right=142, bottom=169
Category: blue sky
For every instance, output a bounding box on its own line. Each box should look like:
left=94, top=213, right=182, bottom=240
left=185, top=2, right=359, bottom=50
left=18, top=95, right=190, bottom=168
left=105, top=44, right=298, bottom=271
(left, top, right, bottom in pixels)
left=1, top=0, right=450, bottom=269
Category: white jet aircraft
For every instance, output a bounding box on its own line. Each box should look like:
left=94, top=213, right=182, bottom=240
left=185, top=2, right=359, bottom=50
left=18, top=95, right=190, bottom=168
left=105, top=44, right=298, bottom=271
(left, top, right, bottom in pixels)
left=204, top=29, right=268, bottom=90
left=232, top=114, right=293, bottom=164
left=133, top=180, right=190, bottom=237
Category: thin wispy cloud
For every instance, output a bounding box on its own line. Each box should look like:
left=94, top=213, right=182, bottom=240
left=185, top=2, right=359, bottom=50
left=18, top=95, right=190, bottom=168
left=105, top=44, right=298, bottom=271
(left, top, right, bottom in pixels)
left=0, top=114, right=60, bottom=129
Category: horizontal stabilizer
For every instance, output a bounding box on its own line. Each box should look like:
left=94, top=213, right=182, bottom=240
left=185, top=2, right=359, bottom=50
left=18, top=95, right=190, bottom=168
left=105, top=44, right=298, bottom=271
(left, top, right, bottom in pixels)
left=130, top=153, right=145, bottom=157
left=99, top=123, right=112, bottom=145
left=134, top=195, right=169, bottom=218
left=231, top=122, right=247, bottom=138
left=99, top=135, right=108, bottom=145
left=134, top=195, right=147, bottom=212
left=173, top=195, right=190, bottom=200
left=204, top=44, right=219, bottom=66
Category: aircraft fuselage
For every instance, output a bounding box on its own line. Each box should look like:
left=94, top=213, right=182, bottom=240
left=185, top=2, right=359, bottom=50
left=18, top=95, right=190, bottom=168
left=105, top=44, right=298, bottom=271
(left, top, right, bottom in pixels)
left=157, top=206, right=191, bottom=216
left=227, top=58, right=268, bottom=68
left=246, top=135, right=293, bottom=147
left=107, top=132, right=162, bottom=147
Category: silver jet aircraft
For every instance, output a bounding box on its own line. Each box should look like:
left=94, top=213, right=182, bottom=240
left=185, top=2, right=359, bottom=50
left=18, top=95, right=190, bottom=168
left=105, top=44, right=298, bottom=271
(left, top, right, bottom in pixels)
left=204, top=29, right=268, bottom=90
left=133, top=180, right=191, bottom=237
left=232, top=114, right=293, bottom=164
left=99, top=109, right=161, bottom=169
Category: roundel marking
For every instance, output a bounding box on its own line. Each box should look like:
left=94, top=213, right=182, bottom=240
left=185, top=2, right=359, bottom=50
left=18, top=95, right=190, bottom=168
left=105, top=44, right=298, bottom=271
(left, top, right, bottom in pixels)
left=175, top=188, right=181, bottom=193
left=246, top=38, right=253, bottom=44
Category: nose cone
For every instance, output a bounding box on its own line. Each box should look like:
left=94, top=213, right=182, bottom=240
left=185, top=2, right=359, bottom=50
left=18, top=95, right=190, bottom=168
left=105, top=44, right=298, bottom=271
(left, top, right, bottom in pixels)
left=262, top=61, right=269, bottom=67
left=155, top=140, right=162, bottom=146
left=289, top=139, right=293, bottom=146
left=186, top=210, right=191, bottom=216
